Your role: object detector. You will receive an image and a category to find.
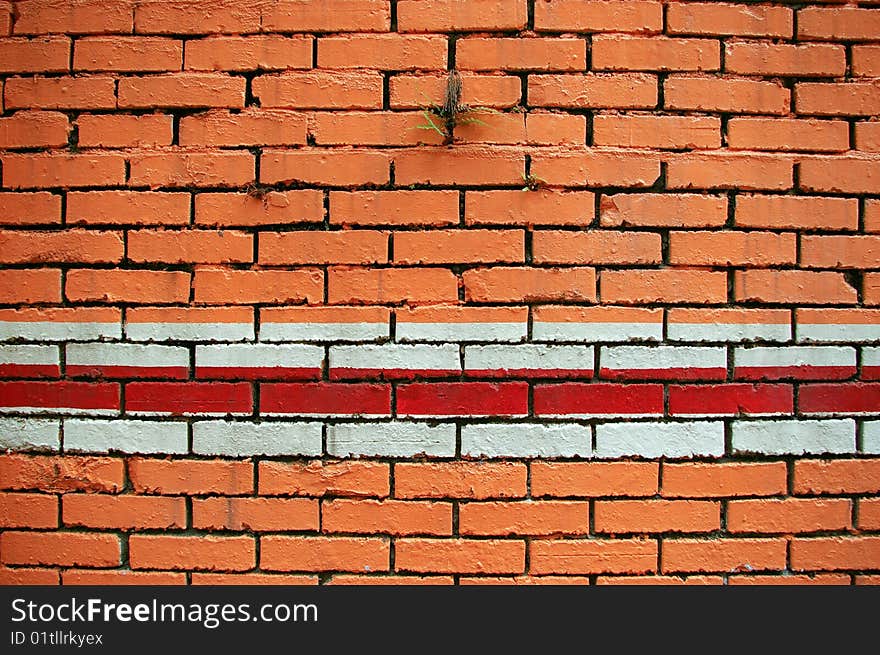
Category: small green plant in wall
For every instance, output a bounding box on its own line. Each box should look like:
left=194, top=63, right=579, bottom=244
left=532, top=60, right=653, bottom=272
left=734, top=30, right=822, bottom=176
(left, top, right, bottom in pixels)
left=417, top=69, right=498, bottom=145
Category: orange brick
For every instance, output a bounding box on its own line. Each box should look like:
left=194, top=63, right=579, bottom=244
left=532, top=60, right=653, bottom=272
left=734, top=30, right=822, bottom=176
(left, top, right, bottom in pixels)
left=728, top=499, right=852, bottom=534
left=0, top=192, right=61, bottom=225
left=76, top=114, right=173, bottom=148
left=662, top=538, right=787, bottom=573
left=74, top=36, right=181, bottom=72
left=600, top=193, right=727, bottom=228
left=593, top=35, right=719, bottom=72
left=0, top=492, right=57, bottom=528
left=396, top=538, right=525, bottom=574
left=331, top=190, right=458, bottom=227
left=533, top=230, right=661, bottom=265
left=196, top=190, right=323, bottom=227
left=130, top=535, right=254, bottom=571
left=0, top=531, right=119, bottom=567
left=118, top=73, right=244, bottom=108
left=129, top=151, right=254, bottom=188
left=328, top=575, right=453, bottom=585
left=262, top=0, right=390, bottom=32
left=734, top=270, right=857, bottom=305
left=395, top=229, right=524, bottom=265
left=0, top=36, right=69, bottom=72
left=394, top=462, right=527, bottom=499
left=329, top=267, right=458, bottom=304
left=531, top=151, right=660, bottom=187
left=864, top=274, right=880, bottom=306
left=735, top=195, right=857, bottom=231
left=261, top=149, right=389, bottom=186
left=180, top=110, right=308, bottom=147
left=0, top=111, right=69, bottom=148
left=726, top=42, right=845, bottom=77
left=524, top=112, right=586, bottom=145
left=669, top=231, right=796, bottom=267
left=390, top=72, right=521, bottom=109
left=63, top=495, right=186, bottom=530
left=0, top=567, right=59, bottom=585
left=528, top=72, right=657, bottom=109
left=459, top=501, right=590, bottom=536
left=193, top=498, right=319, bottom=531
left=857, top=575, right=880, bottom=586
left=66, top=269, right=190, bottom=304
left=665, top=75, right=789, bottom=114
left=796, top=82, right=880, bottom=117
left=794, top=459, right=880, bottom=495
left=0, top=268, right=60, bottom=303
left=68, top=191, right=190, bottom=226
left=601, top=269, right=727, bottom=304
left=129, top=458, right=253, bottom=495
left=185, top=35, right=312, bottom=71
left=457, top=37, right=585, bottom=71
left=430, top=111, right=528, bottom=145
left=393, top=147, right=525, bottom=186
left=667, top=153, right=793, bottom=190
left=802, top=236, right=880, bottom=269
left=2, top=153, right=125, bottom=189
left=260, top=231, right=388, bottom=265
left=856, top=122, right=880, bottom=152
left=194, top=267, right=323, bottom=304
left=4, top=76, right=115, bottom=110
left=853, top=45, right=880, bottom=77
left=728, top=574, right=849, bottom=586
left=259, top=460, right=389, bottom=498
left=662, top=462, right=787, bottom=498
left=800, top=159, right=880, bottom=194
left=534, top=0, right=663, bottom=33
left=0, top=229, right=123, bottom=264
left=128, top=229, right=253, bottom=264
left=464, top=266, right=596, bottom=303
left=253, top=71, right=383, bottom=109
left=135, top=0, right=261, bottom=34
left=312, top=112, right=444, bottom=147
left=14, top=0, right=133, bottom=35
left=398, top=0, right=527, bottom=32
left=261, top=536, right=390, bottom=572
left=530, top=539, right=657, bottom=575
left=63, top=570, right=185, bottom=585
left=531, top=462, right=658, bottom=498
left=0, top=454, right=123, bottom=493
left=597, top=575, right=721, bottom=585
left=593, top=114, right=720, bottom=149
left=467, top=190, right=595, bottom=227
left=727, top=118, right=849, bottom=153
left=318, top=34, right=446, bottom=70
left=323, top=499, right=452, bottom=536
left=595, top=500, right=720, bottom=534
left=667, top=3, right=792, bottom=38
left=798, top=7, right=880, bottom=41
left=192, top=573, right=318, bottom=585
left=791, top=537, right=880, bottom=572
left=859, top=499, right=880, bottom=531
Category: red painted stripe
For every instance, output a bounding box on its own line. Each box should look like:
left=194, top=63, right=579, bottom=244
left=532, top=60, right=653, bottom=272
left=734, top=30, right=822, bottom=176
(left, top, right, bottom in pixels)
left=329, top=367, right=458, bottom=381
left=533, top=383, right=663, bottom=416
left=600, top=367, right=727, bottom=381
left=260, top=382, right=391, bottom=416
left=0, top=363, right=59, bottom=378
left=67, top=364, right=189, bottom=380
left=799, top=383, right=880, bottom=414
left=0, top=381, right=119, bottom=410
left=397, top=382, right=528, bottom=416
left=465, top=368, right=594, bottom=379
left=125, top=382, right=252, bottom=414
left=735, top=365, right=855, bottom=381
left=669, top=384, right=793, bottom=416
left=196, top=366, right=320, bottom=381
left=862, top=366, right=880, bottom=380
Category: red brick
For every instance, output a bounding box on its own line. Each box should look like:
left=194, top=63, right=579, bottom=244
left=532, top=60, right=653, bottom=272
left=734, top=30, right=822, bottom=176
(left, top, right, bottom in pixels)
left=394, top=147, right=524, bottom=186
left=135, top=0, right=261, bottom=34
left=185, top=35, right=312, bottom=71
left=669, top=231, right=796, bottom=267
left=728, top=118, right=848, bottom=153
left=331, top=190, right=459, bottom=227
left=665, top=75, right=789, bottom=114
left=261, top=231, right=387, bottom=266
left=728, top=574, right=849, bottom=586
left=397, top=538, right=525, bottom=574
left=390, top=72, right=521, bottom=109
left=856, top=122, right=880, bottom=152
left=14, top=1, right=133, bottom=35
left=0, top=491, right=57, bottom=528
left=263, top=0, right=390, bottom=32
left=253, top=71, right=383, bottom=109
left=128, top=229, right=251, bottom=265
left=533, top=230, right=661, bottom=265
left=394, top=462, right=527, bottom=499
left=667, top=3, right=792, bottom=38
left=129, top=458, right=253, bottom=495
left=662, top=538, right=787, bottom=573
left=460, top=501, right=590, bottom=536
left=193, top=497, right=319, bottom=531
left=261, top=150, right=389, bottom=186
left=129, top=152, right=254, bottom=188
left=796, top=82, right=880, bottom=117
left=800, top=159, right=880, bottom=194
left=63, top=494, right=186, bottom=530
left=467, top=190, right=596, bottom=227
left=534, top=1, right=663, bottom=33
left=323, top=499, right=452, bottom=536
left=0, top=568, right=59, bottom=585
left=726, top=42, right=845, bottom=77
left=312, top=112, right=444, bottom=147
left=802, top=235, right=880, bottom=269
left=76, top=114, right=173, bottom=148
left=0, top=111, right=68, bottom=148
left=261, top=536, right=389, bottom=572
left=667, top=153, right=793, bottom=191
left=180, top=110, right=308, bottom=147
left=735, top=195, right=857, bottom=231
left=791, top=537, right=880, bottom=572
left=593, top=114, right=720, bottom=149
left=318, top=35, right=446, bottom=70
left=853, top=45, right=880, bottom=77
left=192, top=573, right=318, bottom=585
left=457, top=37, right=585, bottom=71
left=0, top=268, right=61, bottom=303
left=74, top=36, right=181, bottom=72
left=859, top=499, right=880, bottom=531
left=0, top=192, right=61, bottom=225
left=259, top=460, right=389, bottom=498
left=0, top=36, right=69, bottom=73
left=528, top=73, right=657, bottom=109
left=398, top=0, right=527, bottom=32
left=593, top=35, right=720, bottom=72
left=728, top=499, right=852, bottom=534
left=0, top=229, right=123, bottom=264
left=119, top=73, right=244, bottom=109
left=4, top=76, right=115, bottom=110
left=2, top=153, right=125, bottom=189
left=798, top=7, right=880, bottom=41
left=68, top=191, right=190, bottom=226
left=63, top=570, right=185, bottom=585
left=530, top=539, right=657, bottom=575
left=600, top=193, right=727, bottom=228
left=395, top=229, right=523, bottom=264
left=0, top=453, right=123, bottom=493
left=130, top=535, right=255, bottom=571
left=0, top=531, right=119, bottom=567
left=196, top=190, right=323, bottom=227
left=531, top=151, right=661, bottom=187
left=397, top=381, right=528, bottom=417
left=595, top=500, right=720, bottom=534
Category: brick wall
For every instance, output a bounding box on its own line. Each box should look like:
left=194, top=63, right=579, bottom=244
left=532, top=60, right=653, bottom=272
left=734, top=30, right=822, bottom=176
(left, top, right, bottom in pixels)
left=1, top=0, right=879, bottom=585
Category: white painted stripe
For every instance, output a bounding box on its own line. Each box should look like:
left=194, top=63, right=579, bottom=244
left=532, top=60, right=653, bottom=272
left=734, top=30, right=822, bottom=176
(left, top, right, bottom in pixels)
left=66, top=343, right=189, bottom=368
left=260, top=322, right=388, bottom=343
left=600, top=345, right=727, bottom=371
left=464, top=344, right=594, bottom=372
left=327, top=422, right=456, bottom=457
left=0, top=407, right=118, bottom=416
left=595, top=421, right=725, bottom=459
left=734, top=346, right=856, bottom=368
left=668, top=323, right=791, bottom=343
left=863, top=420, right=880, bottom=455
left=0, top=344, right=59, bottom=365
left=196, top=344, right=324, bottom=369
left=461, top=423, right=591, bottom=458
left=532, top=321, right=662, bottom=343
left=126, top=322, right=254, bottom=342
left=63, top=418, right=188, bottom=454
left=330, top=344, right=460, bottom=372
left=731, top=419, right=855, bottom=455
left=863, top=347, right=880, bottom=368
left=0, top=417, right=59, bottom=451
left=396, top=322, right=526, bottom=343
left=0, top=321, right=121, bottom=342
left=797, top=324, right=880, bottom=343
left=193, top=420, right=322, bottom=456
